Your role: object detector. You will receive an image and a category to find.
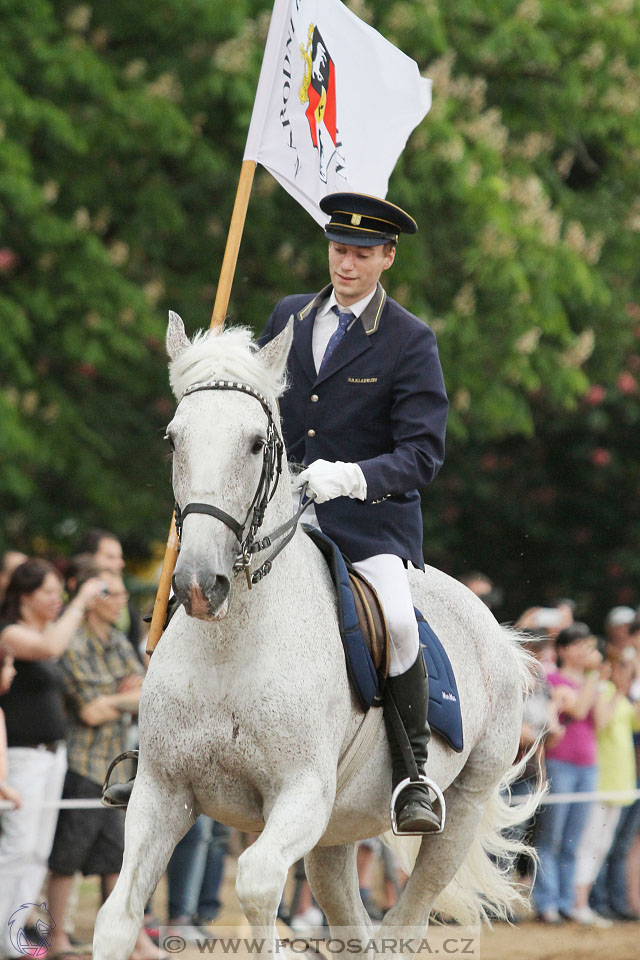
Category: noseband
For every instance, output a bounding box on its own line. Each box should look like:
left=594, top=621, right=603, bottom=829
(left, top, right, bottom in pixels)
left=171, top=379, right=311, bottom=587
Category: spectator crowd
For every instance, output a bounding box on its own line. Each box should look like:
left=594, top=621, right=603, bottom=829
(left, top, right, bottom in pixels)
left=464, top=575, right=640, bottom=929
left=0, top=545, right=639, bottom=957
left=0, top=532, right=230, bottom=960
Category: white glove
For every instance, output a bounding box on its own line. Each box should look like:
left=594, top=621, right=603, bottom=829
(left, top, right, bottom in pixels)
left=297, top=459, right=367, bottom=504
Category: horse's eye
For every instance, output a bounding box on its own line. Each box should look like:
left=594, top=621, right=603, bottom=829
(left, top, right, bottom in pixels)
left=251, top=438, right=265, bottom=455
left=164, top=433, right=176, bottom=452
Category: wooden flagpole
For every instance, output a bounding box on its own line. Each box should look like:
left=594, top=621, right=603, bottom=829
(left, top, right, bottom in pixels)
left=146, top=159, right=257, bottom=654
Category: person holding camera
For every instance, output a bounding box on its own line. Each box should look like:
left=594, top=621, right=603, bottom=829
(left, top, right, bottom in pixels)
left=532, top=622, right=610, bottom=926
left=0, top=558, right=104, bottom=959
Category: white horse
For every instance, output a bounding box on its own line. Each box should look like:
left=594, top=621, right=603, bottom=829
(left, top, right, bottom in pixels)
left=93, top=313, right=540, bottom=959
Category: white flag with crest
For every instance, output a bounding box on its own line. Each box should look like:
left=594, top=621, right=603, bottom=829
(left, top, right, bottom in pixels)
left=244, top=0, right=431, bottom=225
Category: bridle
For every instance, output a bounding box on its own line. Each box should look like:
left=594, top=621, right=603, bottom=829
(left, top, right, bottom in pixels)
left=170, top=379, right=313, bottom=588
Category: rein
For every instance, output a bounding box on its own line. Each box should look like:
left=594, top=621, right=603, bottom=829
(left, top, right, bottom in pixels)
left=171, top=379, right=314, bottom=587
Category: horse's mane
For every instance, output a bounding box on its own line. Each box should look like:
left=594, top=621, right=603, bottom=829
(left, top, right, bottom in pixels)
left=169, top=325, right=287, bottom=401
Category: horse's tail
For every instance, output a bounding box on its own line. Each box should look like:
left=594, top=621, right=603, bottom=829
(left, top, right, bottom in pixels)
left=384, top=627, right=547, bottom=925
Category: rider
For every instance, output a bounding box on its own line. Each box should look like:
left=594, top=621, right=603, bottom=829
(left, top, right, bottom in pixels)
left=103, top=194, right=449, bottom=832
left=260, top=193, right=448, bottom=834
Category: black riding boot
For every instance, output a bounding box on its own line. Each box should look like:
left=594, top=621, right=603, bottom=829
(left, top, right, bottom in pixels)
left=383, top=652, right=441, bottom=834
left=102, top=750, right=138, bottom=808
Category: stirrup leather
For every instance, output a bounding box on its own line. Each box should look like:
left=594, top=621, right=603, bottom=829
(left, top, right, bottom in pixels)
left=390, top=775, right=446, bottom=836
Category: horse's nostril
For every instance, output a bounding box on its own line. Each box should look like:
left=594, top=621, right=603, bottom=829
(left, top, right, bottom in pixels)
left=172, top=571, right=188, bottom=603
left=206, top=574, right=230, bottom=605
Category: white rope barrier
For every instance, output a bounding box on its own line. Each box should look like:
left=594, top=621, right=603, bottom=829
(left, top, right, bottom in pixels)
left=2, top=788, right=640, bottom=812
left=526, top=788, right=640, bottom=806
left=0, top=797, right=106, bottom=811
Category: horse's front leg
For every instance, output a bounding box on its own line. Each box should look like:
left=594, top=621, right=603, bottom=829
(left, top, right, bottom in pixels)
left=93, top=770, right=195, bottom=960
left=236, top=772, right=333, bottom=938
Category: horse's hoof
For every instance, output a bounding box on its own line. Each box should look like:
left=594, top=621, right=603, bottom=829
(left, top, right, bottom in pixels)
left=102, top=778, right=134, bottom=808
left=395, top=799, right=442, bottom=834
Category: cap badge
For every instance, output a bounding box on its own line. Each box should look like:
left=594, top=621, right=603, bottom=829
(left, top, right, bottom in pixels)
left=350, top=213, right=362, bottom=226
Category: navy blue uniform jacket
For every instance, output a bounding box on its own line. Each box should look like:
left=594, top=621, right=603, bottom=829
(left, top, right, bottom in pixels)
left=260, top=282, right=448, bottom=568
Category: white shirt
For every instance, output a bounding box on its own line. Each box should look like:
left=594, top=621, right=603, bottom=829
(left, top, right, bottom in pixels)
left=311, top=287, right=378, bottom=372
left=307, top=286, right=374, bottom=501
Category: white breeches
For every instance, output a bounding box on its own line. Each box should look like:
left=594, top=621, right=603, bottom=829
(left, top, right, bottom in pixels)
left=301, top=500, right=420, bottom=677
left=352, top=554, right=420, bottom=676
left=0, top=743, right=67, bottom=955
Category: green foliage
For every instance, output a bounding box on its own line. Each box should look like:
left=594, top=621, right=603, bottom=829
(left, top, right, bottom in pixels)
left=426, top=344, right=640, bottom=626
left=0, top=0, right=638, bottom=622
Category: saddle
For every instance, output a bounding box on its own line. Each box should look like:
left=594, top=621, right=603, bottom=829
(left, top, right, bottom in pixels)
left=304, top=526, right=464, bottom=752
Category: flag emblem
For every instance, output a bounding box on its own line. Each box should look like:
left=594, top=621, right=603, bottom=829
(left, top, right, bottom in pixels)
left=299, top=25, right=345, bottom=183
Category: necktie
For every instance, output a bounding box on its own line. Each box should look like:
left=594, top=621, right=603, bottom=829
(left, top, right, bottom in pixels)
left=319, top=306, right=352, bottom=375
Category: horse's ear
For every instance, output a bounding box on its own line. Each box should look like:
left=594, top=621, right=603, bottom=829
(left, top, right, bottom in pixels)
left=258, top=316, right=294, bottom=382
left=166, top=310, right=191, bottom=361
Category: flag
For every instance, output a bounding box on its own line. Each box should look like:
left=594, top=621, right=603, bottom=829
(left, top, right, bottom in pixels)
left=244, top=0, right=431, bottom=225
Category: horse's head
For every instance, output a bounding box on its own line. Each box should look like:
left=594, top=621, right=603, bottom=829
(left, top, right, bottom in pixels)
left=165, top=311, right=293, bottom=620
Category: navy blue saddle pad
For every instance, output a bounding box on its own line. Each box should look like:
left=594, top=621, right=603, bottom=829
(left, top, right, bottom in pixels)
left=305, top=526, right=464, bottom=753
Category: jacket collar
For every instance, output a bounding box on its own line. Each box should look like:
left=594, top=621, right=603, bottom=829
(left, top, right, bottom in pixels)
left=296, top=283, right=333, bottom=323
left=296, top=281, right=387, bottom=333
left=358, top=282, right=387, bottom=335
left=291, top=285, right=331, bottom=384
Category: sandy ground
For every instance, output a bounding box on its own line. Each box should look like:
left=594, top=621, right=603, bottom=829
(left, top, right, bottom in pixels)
left=477, top=920, right=639, bottom=960
left=73, top=860, right=640, bottom=960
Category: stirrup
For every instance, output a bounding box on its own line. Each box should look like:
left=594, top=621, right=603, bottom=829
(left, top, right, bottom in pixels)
left=390, top=775, right=446, bottom=836
left=102, top=750, right=138, bottom=807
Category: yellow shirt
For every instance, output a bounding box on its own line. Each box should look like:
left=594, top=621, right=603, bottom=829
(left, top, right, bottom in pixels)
left=597, top=682, right=640, bottom=805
